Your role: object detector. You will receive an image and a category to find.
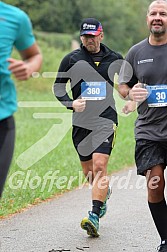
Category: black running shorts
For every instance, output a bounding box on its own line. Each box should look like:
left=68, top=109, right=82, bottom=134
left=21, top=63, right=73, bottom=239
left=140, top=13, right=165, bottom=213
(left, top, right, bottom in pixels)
left=72, top=125, right=116, bottom=161
left=135, top=139, right=167, bottom=176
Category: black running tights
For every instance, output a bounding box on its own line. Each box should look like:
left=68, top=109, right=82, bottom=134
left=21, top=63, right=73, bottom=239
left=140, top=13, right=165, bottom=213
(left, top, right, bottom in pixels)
left=0, top=116, right=15, bottom=197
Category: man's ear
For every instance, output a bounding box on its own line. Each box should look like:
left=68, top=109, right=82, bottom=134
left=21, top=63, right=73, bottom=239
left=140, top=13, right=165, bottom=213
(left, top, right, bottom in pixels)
left=100, top=32, right=104, bottom=40
left=80, top=35, right=83, bottom=43
left=146, top=15, right=149, bottom=27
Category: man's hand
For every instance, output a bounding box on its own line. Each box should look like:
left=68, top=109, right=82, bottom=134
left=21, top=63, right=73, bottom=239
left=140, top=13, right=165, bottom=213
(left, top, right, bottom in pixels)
left=72, top=99, right=86, bottom=112
left=129, top=83, right=148, bottom=102
left=122, top=101, right=137, bottom=114
left=7, top=58, right=32, bottom=80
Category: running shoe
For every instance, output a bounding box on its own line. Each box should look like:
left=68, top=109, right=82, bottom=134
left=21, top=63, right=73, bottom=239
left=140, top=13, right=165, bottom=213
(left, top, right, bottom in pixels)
left=81, top=211, right=99, bottom=237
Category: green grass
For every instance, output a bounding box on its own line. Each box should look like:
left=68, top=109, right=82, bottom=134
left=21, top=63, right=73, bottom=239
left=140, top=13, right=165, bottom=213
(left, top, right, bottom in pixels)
left=0, top=41, right=137, bottom=217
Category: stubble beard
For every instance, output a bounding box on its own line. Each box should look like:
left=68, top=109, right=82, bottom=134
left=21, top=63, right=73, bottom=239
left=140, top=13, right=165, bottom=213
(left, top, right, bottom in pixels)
left=150, top=26, right=166, bottom=35
left=86, top=44, right=96, bottom=53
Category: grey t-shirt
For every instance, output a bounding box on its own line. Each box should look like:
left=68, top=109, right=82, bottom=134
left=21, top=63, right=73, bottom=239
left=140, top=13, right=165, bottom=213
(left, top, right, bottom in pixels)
left=120, top=38, right=167, bottom=141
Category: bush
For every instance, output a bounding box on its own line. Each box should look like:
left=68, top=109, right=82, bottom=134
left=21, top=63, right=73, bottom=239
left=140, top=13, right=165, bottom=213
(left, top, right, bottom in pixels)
left=34, top=31, right=73, bottom=51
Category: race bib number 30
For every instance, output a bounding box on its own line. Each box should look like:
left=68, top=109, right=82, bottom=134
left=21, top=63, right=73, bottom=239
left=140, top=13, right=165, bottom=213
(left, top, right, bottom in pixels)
left=146, top=85, right=167, bottom=107
left=81, top=82, right=106, bottom=100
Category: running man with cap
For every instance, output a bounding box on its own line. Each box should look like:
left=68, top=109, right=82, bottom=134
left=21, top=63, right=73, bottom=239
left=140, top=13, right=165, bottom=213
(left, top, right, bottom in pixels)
left=54, top=18, right=123, bottom=237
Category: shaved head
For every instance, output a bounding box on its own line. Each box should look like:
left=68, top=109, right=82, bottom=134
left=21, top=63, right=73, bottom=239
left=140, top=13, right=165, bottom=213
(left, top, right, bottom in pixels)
left=148, top=0, right=167, bottom=14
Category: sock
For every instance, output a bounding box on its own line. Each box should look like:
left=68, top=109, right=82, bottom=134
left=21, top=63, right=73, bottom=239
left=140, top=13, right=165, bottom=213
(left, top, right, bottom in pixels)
left=92, top=200, right=103, bottom=217
left=148, top=199, right=167, bottom=241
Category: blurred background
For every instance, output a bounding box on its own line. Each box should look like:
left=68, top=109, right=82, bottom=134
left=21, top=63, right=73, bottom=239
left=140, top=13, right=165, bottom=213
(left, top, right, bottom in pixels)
left=4, top=0, right=152, bottom=54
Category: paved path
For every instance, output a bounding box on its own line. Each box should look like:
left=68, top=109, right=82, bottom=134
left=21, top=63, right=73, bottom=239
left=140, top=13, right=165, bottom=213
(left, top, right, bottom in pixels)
left=0, top=167, right=163, bottom=252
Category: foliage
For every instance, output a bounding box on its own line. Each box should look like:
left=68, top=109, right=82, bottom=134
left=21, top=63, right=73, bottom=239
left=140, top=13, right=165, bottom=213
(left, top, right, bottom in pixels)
left=34, top=31, right=73, bottom=51
left=4, top=0, right=152, bottom=53
left=4, top=0, right=81, bottom=33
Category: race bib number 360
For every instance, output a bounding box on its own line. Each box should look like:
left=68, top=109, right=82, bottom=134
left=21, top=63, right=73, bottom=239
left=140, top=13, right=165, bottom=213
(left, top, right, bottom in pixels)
left=146, top=85, right=167, bottom=107
left=81, top=82, right=106, bottom=100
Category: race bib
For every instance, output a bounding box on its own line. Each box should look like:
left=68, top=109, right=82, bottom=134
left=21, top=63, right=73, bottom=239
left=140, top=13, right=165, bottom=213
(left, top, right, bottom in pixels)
left=146, top=85, right=167, bottom=107
left=81, top=82, right=106, bottom=100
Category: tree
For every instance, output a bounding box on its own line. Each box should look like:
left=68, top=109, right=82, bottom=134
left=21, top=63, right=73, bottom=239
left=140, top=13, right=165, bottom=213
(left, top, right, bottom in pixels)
left=4, top=0, right=152, bottom=53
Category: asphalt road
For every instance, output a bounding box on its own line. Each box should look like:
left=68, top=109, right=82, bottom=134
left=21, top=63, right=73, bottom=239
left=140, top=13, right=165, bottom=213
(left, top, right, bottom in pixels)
left=0, top=167, right=163, bottom=252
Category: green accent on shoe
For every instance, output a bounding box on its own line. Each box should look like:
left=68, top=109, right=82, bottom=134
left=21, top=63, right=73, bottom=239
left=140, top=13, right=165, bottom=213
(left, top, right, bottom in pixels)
left=81, top=211, right=99, bottom=237
left=99, top=187, right=112, bottom=218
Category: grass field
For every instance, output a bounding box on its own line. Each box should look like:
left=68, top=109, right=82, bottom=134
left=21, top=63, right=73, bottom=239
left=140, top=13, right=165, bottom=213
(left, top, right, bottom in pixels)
left=0, top=41, right=137, bottom=217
